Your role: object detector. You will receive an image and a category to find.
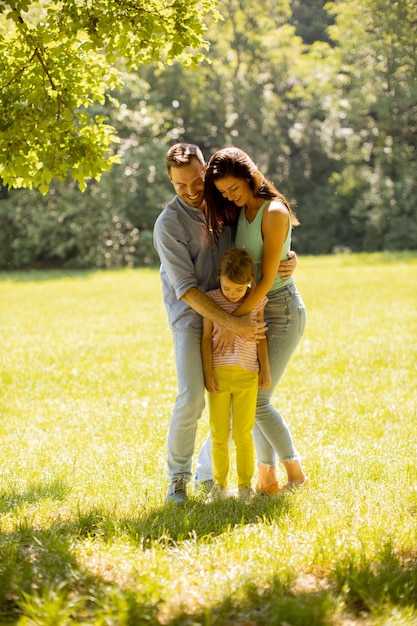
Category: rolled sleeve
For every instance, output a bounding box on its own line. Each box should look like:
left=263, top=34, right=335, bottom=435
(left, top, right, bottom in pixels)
left=154, top=220, right=198, bottom=300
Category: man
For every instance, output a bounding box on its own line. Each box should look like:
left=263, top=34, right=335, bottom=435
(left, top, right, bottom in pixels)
left=153, top=143, right=295, bottom=504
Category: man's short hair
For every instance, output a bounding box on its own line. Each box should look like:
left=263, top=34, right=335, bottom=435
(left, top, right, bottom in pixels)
left=166, top=143, right=205, bottom=175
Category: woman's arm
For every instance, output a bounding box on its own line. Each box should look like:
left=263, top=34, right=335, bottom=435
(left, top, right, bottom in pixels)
left=235, top=201, right=289, bottom=316
left=212, top=203, right=288, bottom=355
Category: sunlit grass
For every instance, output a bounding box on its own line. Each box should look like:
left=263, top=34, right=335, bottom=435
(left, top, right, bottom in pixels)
left=0, top=253, right=416, bottom=625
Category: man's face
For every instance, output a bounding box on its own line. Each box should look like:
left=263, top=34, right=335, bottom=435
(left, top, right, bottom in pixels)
left=169, top=159, right=206, bottom=209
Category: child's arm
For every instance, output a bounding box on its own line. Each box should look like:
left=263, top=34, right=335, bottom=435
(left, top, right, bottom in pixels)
left=256, top=309, right=271, bottom=389
left=201, top=316, right=220, bottom=393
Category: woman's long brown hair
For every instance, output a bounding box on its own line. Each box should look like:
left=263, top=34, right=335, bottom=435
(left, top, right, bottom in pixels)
left=204, top=147, right=299, bottom=242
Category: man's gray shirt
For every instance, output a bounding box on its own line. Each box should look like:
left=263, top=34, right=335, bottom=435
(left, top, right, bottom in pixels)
left=153, top=196, right=233, bottom=333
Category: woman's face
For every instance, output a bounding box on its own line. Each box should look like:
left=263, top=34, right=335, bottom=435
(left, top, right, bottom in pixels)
left=214, top=176, right=252, bottom=207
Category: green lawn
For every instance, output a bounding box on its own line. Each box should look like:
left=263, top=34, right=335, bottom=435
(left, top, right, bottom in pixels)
left=0, top=253, right=416, bottom=625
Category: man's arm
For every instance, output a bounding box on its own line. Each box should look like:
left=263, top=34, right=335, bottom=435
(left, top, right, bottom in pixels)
left=181, top=288, right=266, bottom=342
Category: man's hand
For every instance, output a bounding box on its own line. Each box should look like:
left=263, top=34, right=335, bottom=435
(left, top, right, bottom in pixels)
left=181, top=288, right=267, bottom=344
left=234, top=314, right=267, bottom=343
left=278, top=250, right=297, bottom=280
left=213, top=327, right=235, bottom=356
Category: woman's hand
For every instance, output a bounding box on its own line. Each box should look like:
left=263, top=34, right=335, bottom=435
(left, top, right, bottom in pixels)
left=232, top=313, right=268, bottom=341
left=277, top=250, right=297, bottom=280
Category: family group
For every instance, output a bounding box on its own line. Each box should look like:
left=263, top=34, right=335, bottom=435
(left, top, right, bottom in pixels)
left=153, top=143, right=308, bottom=505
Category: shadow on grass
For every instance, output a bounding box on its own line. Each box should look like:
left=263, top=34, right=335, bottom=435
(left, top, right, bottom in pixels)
left=117, top=494, right=292, bottom=547
left=0, top=525, right=160, bottom=624
left=0, top=477, right=71, bottom=513
left=166, top=578, right=337, bottom=626
left=331, top=543, right=417, bottom=617
left=1, top=480, right=417, bottom=624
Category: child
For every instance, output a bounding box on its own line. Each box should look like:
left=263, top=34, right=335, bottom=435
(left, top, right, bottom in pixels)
left=201, top=248, right=271, bottom=504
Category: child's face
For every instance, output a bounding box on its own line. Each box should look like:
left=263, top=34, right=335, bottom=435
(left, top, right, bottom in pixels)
left=220, top=276, right=250, bottom=303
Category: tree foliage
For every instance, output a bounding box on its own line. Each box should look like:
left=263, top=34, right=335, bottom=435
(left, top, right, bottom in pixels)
left=1, top=0, right=416, bottom=269
left=0, top=0, right=218, bottom=191
left=324, top=0, right=417, bottom=250
left=289, top=0, right=332, bottom=44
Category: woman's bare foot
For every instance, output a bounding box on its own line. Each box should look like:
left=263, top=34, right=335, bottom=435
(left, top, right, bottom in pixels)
left=281, top=459, right=308, bottom=489
left=256, top=462, right=280, bottom=495
left=280, top=477, right=310, bottom=491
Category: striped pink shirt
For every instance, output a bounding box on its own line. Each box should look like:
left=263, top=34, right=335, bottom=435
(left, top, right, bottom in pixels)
left=207, top=288, right=268, bottom=372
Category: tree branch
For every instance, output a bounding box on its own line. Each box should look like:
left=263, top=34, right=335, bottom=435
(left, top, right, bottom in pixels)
left=33, top=48, right=57, bottom=92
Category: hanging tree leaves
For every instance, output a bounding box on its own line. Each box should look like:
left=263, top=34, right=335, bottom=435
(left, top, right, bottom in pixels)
left=0, top=0, right=218, bottom=192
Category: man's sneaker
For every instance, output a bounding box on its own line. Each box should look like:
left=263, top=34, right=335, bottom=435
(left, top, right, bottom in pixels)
left=238, top=486, right=257, bottom=504
left=166, top=477, right=188, bottom=505
left=205, top=484, right=230, bottom=504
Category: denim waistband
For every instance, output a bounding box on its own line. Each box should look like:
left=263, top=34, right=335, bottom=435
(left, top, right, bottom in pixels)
left=269, top=280, right=297, bottom=297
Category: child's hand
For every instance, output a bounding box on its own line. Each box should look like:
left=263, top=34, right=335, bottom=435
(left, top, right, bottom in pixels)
left=205, top=375, right=220, bottom=394
left=258, top=370, right=271, bottom=389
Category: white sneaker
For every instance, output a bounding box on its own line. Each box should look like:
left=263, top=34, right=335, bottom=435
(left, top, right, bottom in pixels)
left=238, top=486, right=257, bottom=504
left=205, top=484, right=230, bottom=503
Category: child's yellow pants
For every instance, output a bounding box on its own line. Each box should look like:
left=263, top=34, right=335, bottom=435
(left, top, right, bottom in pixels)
left=208, top=365, right=258, bottom=489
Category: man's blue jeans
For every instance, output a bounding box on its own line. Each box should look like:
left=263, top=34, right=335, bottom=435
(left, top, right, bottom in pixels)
left=167, top=330, right=206, bottom=483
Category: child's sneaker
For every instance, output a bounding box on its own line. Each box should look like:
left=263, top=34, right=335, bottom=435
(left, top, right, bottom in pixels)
left=205, top=484, right=230, bottom=503
left=238, top=486, right=257, bottom=504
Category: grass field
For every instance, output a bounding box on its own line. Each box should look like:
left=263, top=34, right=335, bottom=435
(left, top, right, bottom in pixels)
left=0, top=252, right=416, bottom=625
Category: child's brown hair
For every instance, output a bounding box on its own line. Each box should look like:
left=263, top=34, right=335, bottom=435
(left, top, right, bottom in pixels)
left=218, top=248, right=255, bottom=285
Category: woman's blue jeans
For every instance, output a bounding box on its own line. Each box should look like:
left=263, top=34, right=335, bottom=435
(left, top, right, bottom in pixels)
left=254, top=282, right=306, bottom=465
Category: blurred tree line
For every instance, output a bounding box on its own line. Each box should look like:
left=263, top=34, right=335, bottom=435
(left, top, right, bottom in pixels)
left=1, top=0, right=416, bottom=269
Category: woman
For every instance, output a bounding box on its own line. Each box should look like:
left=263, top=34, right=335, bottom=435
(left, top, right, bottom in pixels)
left=204, top=147, right=308, bottom=493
